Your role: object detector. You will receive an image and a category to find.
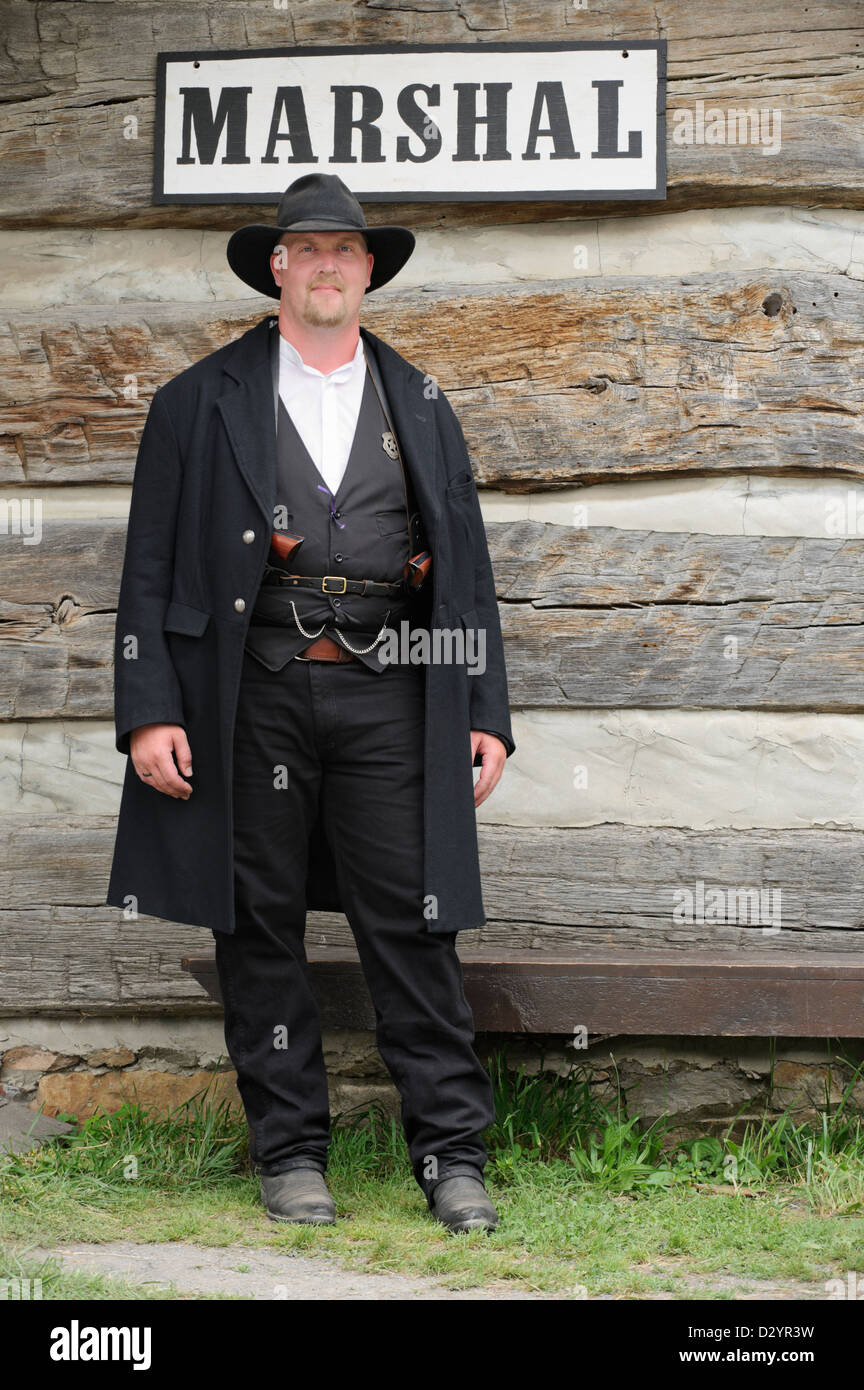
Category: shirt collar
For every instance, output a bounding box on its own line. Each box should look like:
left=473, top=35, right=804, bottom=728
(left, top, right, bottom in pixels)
left=279, top=332, right=364, bottom=381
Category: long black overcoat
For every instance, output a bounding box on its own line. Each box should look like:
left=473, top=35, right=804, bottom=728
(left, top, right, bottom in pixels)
left=105, top=313, right=515, bottom=935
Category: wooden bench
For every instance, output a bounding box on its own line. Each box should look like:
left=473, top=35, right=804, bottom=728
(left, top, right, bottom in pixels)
left=181, top=948, right=864, bottom=1036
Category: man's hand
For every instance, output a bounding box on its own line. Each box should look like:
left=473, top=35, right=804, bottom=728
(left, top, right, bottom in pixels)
left=470, top=730, right=507, bottom=807
left=130, top=724, right=194, bottom=799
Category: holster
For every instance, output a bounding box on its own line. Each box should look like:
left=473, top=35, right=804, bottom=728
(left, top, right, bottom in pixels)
left=269, top=532, right=305, bottom=565
left=404, top=549, right=432, bottom=590
left=268, top=530, right=432, bottom=593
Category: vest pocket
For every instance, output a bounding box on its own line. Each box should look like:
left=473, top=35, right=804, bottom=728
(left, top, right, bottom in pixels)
left=376, top=509, right=407, bottom=537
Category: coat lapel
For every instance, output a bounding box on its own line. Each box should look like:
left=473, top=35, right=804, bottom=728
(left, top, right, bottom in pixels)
left=360, top=326, right=442, bottom=544
left=216, top=315, right=278, bottom=528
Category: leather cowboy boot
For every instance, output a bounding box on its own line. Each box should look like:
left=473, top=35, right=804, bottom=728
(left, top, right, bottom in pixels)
left=260, top=1169, right=336, bottom=1224
left=430, top=1176, right=499, bottom=1233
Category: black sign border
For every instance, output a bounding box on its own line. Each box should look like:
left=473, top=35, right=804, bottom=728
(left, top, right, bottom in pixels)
left=153, top=40, right=667, bottom=205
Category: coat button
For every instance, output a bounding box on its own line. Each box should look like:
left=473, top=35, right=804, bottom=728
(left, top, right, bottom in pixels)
left=334, top=553, right=343, bottom=562
left=242, top=529, right=255, bottom=544
left=234, top=598, right=246, bottom=613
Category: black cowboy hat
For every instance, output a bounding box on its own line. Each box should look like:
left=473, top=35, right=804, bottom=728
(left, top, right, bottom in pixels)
left=226, top=173, right=415, bottom=298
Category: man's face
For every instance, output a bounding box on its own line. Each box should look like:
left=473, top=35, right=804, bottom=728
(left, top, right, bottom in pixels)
left=270, top=230, right=373, bottom=328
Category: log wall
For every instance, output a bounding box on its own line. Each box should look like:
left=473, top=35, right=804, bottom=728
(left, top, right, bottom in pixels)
left=1, top=0, right=864, bottom=1017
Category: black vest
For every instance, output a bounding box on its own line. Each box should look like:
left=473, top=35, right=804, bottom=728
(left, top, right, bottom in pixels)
left=244, top=359, right=426, bottom=672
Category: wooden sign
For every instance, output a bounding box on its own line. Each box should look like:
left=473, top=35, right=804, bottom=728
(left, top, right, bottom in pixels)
left=154, top=41, right=666, bottom=204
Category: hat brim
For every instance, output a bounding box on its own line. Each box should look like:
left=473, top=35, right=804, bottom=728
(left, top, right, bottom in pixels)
left=226, top=222, right=415, bottom=299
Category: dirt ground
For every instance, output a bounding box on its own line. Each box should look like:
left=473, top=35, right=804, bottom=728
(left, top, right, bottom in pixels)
left=20, top=1241, right=837, bottom=1300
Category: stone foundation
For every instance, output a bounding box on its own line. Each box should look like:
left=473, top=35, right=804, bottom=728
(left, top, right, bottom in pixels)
left=2, top=1018, right=863, bottom=1138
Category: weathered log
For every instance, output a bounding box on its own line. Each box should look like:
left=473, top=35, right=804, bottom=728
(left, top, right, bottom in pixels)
left=1, top=2, right=862, bottom=227
left=3, top=520, right=864, bottom=715
left=2, top=273, right=863, bottom=486
left=1, top=817, right=863, bottom=1013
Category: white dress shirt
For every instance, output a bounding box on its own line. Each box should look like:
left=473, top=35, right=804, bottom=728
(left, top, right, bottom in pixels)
left=278, top=332, right=367, bottom=497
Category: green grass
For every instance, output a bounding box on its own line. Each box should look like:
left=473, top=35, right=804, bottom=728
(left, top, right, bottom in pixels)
left=2, top=1045, right=864, bottom=1298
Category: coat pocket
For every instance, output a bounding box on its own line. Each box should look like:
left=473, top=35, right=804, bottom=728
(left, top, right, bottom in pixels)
left=163, top=600, right=211, bottom=636
left=446, top=472, right=474, bottom=498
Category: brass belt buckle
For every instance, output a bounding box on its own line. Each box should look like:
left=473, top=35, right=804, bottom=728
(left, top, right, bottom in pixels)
left=322, top=575, right=348, bottom=594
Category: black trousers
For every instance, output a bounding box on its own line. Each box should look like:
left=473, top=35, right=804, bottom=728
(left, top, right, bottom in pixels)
left=213, top=648, right=495, bottom=1207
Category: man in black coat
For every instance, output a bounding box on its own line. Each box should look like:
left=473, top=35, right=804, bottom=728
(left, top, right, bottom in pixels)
left=106, top=173, right=515, bottom=1233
